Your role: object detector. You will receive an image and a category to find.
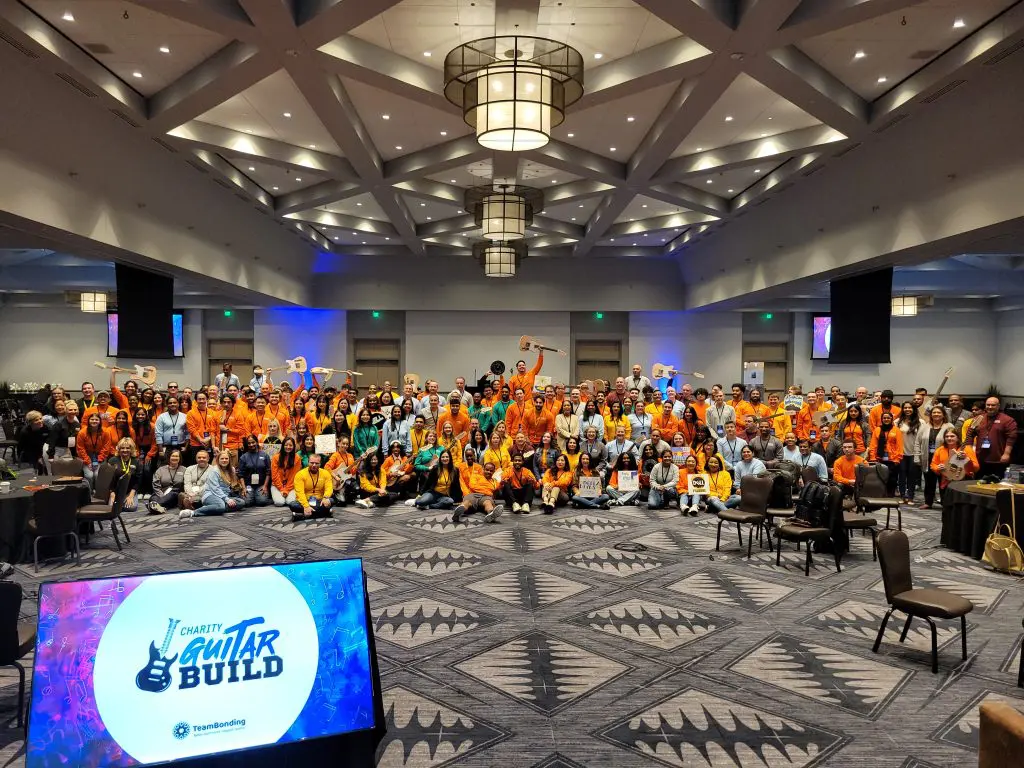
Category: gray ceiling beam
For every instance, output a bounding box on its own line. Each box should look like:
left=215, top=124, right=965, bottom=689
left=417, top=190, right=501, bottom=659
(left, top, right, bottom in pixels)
left=275, top=180, right=364, bottom=215
left=189, top=148, right=274, bottom=208
left=645, top=184, right=728, bottom=216
left=315, top=37, right=457, bottom=114
left=123, top=0, right=260, bottom=43
left=527, top=235, right=577, bottom=250
left=418, top=215, right=476, bottom=238
left=529, top=217, right=585, bottom=239
left=297, top=0, right=408, bottom=49
left=392, top=179, right=465, bottom=207
left=543, top=180, right=616, bottom=206
left=774, top=0, right=929, bottom=47
left=384, top=136, right=490, bottom=184
left=168, top=120, right=357, bottom=178
left=630, top=0, right=736, bottom=50
left=523, top=142, right=626, bottom=187
left=238, top=0, right=425, bottom=255
left=570, top=194, right=635, bottom=256
left=147, top=43, right=277, bottom=134
left=745, top=46, right=870, bottom=139
left=872, top=2, right=1024, bottom=122
left=0, top=0, right=146, bottom=119
left=575, top=37, right=713, bottom=109
left=606, top=211, right=719, bottom=238
left=285, top=210, right=399, bottom=237
left=653, top=124, right=847, bottom=182
left=728, top=152, right=822, bottom=212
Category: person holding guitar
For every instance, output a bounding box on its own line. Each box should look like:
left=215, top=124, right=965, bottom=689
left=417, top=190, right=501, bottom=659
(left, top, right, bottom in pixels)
left=930, top=430, right=978, bottom=497
left=414, top=449, right=461, bottom=510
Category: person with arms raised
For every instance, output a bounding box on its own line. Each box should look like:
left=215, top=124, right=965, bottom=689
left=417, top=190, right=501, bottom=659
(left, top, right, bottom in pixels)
left=509, top=351, right=544, bottom=396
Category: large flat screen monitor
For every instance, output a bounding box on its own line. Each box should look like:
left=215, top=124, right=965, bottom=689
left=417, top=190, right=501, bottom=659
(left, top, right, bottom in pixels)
left=27, top=559, right=376, bottom=767
left=107, top=311, right=184, bottom=358
left=811, top=314, right=831, bottom=360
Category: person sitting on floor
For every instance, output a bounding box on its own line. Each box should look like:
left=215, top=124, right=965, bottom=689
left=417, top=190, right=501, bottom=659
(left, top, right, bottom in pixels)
left=290, top=452, right=333, bottom=521
left=147, top=448, right=185, bottom=514
left=648, top=449, right=680, bottom=510
left=181, top=449, right=246, bottom=518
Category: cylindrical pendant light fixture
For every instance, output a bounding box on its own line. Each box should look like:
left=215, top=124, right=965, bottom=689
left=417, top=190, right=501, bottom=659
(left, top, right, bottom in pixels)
left=445, top=36, right=584, bottom=152
left=474, top=239, right=526, bottom=278
left=465, top=184, right=544, bottom=241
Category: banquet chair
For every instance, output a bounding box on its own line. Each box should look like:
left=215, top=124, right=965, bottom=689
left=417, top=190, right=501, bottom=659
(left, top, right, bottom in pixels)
left=776, top=482, right=844, bottom=576
left=716, top=475, right=773, bottom=559
left=873, top=529, right=973, bottom=673
left=856, top=462, right=901, bottom=530
left=90, top=462, right=116, bottom=504
left=0, top=420, right=17, bottom=462
left=26, top=486, right=80, bottom=573
left=78, top=473, right=132, bottom=552
left=0, top=581, right=36, bottom=729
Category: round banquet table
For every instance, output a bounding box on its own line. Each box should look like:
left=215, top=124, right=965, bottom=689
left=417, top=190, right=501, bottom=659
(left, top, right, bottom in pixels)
left=0, top=473, right=92, bottom=562
left=940, top=480, right=1024, bottom=560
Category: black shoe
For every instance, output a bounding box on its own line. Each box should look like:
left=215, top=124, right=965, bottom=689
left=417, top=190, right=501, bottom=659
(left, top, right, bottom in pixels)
left=452, top=505, right=466, bottom=523
left=543, top=504, right=553, bottom=515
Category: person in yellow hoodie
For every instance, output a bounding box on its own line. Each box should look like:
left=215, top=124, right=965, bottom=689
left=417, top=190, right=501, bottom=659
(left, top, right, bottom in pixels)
left=291, top=453, right=334, bottom=521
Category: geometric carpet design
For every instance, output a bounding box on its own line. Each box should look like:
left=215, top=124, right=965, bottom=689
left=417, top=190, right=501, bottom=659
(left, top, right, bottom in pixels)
left=1, top=500, right=1023, bottom=767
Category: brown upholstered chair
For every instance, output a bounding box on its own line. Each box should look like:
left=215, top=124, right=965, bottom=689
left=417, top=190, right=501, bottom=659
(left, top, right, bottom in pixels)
left=979, top=701, right=1024, bottom=768
left=844, top=511, right=879, bottom=560
left=48, top=457, right=84, bottom=477
left=715, top=475, right=773, bottom=559
left=873, top=529, right=973, bottom=673
left=776, top=482, right=843, bottom=576
left=855, top=462, right=901, bottom=530
left=78, top=473, right=132, bottom=551
left=0, top=581, right=36, bottom=728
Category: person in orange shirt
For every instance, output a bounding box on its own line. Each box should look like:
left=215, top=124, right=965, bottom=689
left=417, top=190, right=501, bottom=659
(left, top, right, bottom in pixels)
left=452, top=452, right=503, bottom=523
left=270, top=436, right=302, bottom=506
left=104, top=409, right=136, bottom=448
left=869, top=389, right=902, bottom=431
left=522, top=393, right=556, bottom=447
left=305, top=395, right=333, bottom=436
left=186, top=391, right=220, bottom=460
left=108, top=369, right=139, bottom=412
left=729, top=384, right=752, bottom=421
left=794, top=392, right=821, bottom=441
left=746, top=389, right=771, bottom=423
left=930, top=430, right=979, bottom=495
left=76, top=413, right=114, bottom=486
left=509, top=351, right=544, bottom=395
left=765, top=392, right=791, bottom=438
left=832, top=439, right=865, bottom=496
left=502, top=451, right=539, bottom=513
left=652, top=400, right=678, bottom=439
left=83, top=390, right=125, bottom=430
left=219, top=394, right=247, bottom=465
left=438, top=397, right=472, bottom=446
left=504, top=388, right=530, bottom=439
left=868, top=410, right=904, bottom=495
left=540, top=454, right=573, bottom=514
left=690, top=387, right=710, bottom=423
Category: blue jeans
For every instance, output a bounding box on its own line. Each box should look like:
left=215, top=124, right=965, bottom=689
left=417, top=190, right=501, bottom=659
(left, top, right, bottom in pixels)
left=607, top=487, right=638, bottom=505
left=679, top=493, right=705, bottom=508
left=194, top=495, right=245, bottom=516
left=648, top=488, right=678, bottom=509
left=572, top=494, right=609, bottom=508
left=244, top=486, right=272, bottom=507
left=415, top=491, right=455, bottom=509
left=707, top=495, right=740, bottom=513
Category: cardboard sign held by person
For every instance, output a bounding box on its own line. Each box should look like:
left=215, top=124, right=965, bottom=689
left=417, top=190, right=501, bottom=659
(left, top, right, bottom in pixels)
left=618, top=471, right=639, bottom=492
left=578, top=476, right=602, bottom=498
left=688, top=473, right=711, bottom=495
left=314, top=434, right=337, bottom=455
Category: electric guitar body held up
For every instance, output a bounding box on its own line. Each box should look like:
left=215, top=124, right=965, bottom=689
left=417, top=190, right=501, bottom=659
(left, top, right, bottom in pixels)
left=135, top=618, right=181, bottom=693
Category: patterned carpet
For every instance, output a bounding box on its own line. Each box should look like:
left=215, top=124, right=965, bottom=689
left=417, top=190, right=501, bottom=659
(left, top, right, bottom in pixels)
left=1, top=498, right=1023, bottom=767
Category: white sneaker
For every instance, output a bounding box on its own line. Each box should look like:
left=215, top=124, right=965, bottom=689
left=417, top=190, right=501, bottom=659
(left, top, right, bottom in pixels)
left=356, top=499, right=373, bottom=509
left=515, top=502, right=525, bottom=513
left=178, top=510, right=195, bottom=519
left=485, top=505, right=504, bottom=523
left=404, top=498, right=417, bottom=507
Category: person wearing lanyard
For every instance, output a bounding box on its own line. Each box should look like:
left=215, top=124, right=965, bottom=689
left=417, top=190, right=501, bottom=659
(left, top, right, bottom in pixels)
left=628, top=402, right=651, bottom=442
left=796, top=439, right=828, bottom=482
left=750, top=420, right=783, bottom=466
left=705, top=391, right=736, bottom=439
left=238, top=435, right=272, bottom=507
left=288, top=453, right=333, bottom=520
left=765, top=392, right=792, bottom=438
left=106, top=437, right=141, bottom=511
left=715, top=422, right=747, bottom=471
left=155, top=396, right=188, bottom=464
left=179, top=450, right=213, bottom=511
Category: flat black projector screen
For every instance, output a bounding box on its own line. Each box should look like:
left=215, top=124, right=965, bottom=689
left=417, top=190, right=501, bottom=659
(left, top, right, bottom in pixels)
left=115, top=264, right=174, bottom=358
left=828, top=267, right=892, bottom=364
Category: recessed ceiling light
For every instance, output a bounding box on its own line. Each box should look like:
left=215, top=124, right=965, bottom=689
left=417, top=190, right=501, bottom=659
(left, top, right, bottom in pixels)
left=356, top=202, right=362, bottom=206
left=632, top=243, right=637, bottom=246
left=272, top=186, right=279, bottom=190
left=295, top=177, right=301, bottom=182
left=594, top=52, right=603, bottom=59
left=282, top=112, right=291, bottom=118
left=333, top=236, right=339, bottom=240
left=724, top=115, right=733, bottom=122
left=578, top=204, right=584, bottom=208
left=728, top=188, right=734, bottom=193
left=854, top=50, right=866, bottom=59
left=571, top=217, right=576, bottom=221
left=382, top=114, right=390, bottom=120
left=760, top=133, right=767, bottom=137
left=641, top=204, right=647, bottom=208
left=420, top=203, right=426, bottom=207
left=132, top=71, right=143, bottom=78
left=440, top=131, right=447, bottom=136
left=385, top=237, right=390, bottom=240
left=426, top=217, right=432, bottom=220
left=610, top=238, right=615, bottom=242
left=62, top=11, right=74, bottom=21
left=754, top=169, right=762, bottom=174
left=362, top=241, right=366, bottom=244
left=309, top=144, right=316, bottom=149
left=877, top=76, right=887, bottom=83
left=248, top=166, right=254, bottom=171
left=609, top=147, right=616, bottom=152
left=423, top=51, right=432, bottom=57
left=696, top=147, right=704, bottom=151
left=244, top=129, right=252, bottom=133
left=953, top=18, right=965, bottom=29
left=550, top=179, right=557, bottom=183
left=395, top=145, right=402, bottom=150
left=567, top=132, right=574, bottom=138
left=642, top=233, right=648, bottom=237
left=706, top=180, right=713, bottom=184
left=626, top=116, right=635, bottom=122
left=159, top=46, right=170, bottom=54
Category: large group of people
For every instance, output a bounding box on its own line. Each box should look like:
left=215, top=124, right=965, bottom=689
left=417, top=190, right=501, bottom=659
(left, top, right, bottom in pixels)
left=12, top=354, right=1017, bottom=523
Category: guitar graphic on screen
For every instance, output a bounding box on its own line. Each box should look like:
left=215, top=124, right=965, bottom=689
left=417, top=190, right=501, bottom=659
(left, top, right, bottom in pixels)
left=135, top=618, right=181, bottom=693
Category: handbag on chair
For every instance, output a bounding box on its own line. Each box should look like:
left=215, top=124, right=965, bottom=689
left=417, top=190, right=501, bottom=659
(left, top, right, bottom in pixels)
left=983, top=491, right=1024, bottom=574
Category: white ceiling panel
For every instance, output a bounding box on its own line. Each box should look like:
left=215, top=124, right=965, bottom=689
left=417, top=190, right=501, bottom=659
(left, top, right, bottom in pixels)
left=223, top=157, right=329, bottom=194
left=558, top=81, right=679, bottom=159
left=321, top=193, right=391, bottom=221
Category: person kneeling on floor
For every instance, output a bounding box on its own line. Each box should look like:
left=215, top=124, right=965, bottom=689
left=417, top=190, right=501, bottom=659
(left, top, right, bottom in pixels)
left=290, top=453, right=333, bottom=521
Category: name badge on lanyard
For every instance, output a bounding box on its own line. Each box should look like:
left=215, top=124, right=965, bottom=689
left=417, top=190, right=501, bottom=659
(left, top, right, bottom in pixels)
left=716, top=424, right=725, bottom=437
left=810, top=428, right=816, bottom=440
left=981, top=438, right=991, bottom=449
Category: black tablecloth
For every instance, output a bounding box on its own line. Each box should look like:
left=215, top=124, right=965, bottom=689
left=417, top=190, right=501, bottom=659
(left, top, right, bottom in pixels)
left=0, top=474, right=91, bottom=562
left=940, top=481, right=1024, bottom=559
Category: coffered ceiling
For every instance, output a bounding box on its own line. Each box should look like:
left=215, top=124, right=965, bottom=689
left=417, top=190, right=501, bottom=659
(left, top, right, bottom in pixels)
left=0, top=0, right=1022, bottom=291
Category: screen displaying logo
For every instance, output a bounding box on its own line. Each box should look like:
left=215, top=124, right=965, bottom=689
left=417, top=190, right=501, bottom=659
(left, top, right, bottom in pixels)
left=812, top=315, right=832, bottom=360
left=27, top=559, right=375, bottom=768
